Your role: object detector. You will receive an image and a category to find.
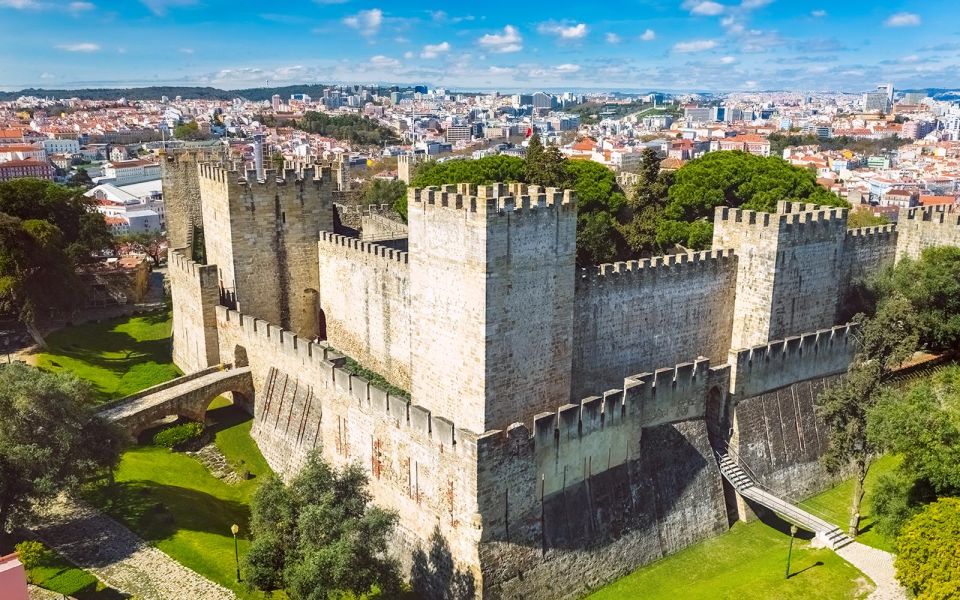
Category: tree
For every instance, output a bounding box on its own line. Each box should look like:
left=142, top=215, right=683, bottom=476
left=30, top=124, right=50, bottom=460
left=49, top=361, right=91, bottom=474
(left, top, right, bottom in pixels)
left=117, top=231, right=165, bottom=265
left=847, top=208, right=890, bottom=229
left=0, top=363, right=125, bottom=531
left=894, top=498, right=960, bottom=600
left=524, top=132, right=544, bottom=182
left=817, top=294, right=918, bottom=536
left=245, top=452, right=401, bottom=599
left=72, top=167, right=93, bottom=187
left=867, top=366, right=960, bottom=535
left=527, top=144, right=570, bottom=188
left=364, top=179, right=406, bottom=208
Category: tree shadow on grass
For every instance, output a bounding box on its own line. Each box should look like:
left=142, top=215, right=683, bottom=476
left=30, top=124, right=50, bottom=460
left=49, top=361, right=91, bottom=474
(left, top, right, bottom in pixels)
left=86, top=481, right=250, bottom=545
left=788, top=561, right=824, bottom=580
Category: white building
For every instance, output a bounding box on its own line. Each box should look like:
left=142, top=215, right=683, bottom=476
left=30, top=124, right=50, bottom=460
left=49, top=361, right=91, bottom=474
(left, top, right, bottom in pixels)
left=100, top=160, right=161, bottom=185
left=41, top=138, right=80, bottom=155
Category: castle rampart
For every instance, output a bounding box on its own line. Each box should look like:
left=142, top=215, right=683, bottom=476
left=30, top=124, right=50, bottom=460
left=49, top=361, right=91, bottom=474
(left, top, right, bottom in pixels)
left=317, top=231, right=412, bottom=390
left=168, top=249, right=220, bottom=373
left=896, top=205, right=960, bottom=261
left=161, top=148, right=224, bottom=250
left=571, top=249, right=737, bottom=399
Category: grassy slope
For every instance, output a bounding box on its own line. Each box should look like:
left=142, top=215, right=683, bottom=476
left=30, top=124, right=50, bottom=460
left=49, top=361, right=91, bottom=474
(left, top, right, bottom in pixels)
left=0, top=533, right=123, bottom=599
left=588, top=457, right=900, bottom=599
left=86, top=405, right=274, bottom=599
left=35, top=310, right=180, bottom=402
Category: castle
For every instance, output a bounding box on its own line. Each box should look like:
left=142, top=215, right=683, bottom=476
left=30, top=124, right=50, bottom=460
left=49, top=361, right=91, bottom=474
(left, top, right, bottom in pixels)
left=162, top=149, right=960, bottom=599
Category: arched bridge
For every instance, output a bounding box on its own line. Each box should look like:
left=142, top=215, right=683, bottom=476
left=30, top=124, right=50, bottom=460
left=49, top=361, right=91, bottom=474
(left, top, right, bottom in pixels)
left=98, top=364, right=254, bottom=436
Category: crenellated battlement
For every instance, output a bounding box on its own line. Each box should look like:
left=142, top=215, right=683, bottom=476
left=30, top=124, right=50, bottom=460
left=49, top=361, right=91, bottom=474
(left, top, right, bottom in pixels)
left=579, top=249, right=737, bottom=286
left=216, top=306, right=473, bottom=450
left=846, top=224, right=897, bottom=240
left=168, top=248, right=217, bottom=281
left=197, top=161, right=335, bottom=191
left=728, top=323, right=858, bottom=399
left=902, top=204, right=960, bottom=225
left=715, top=204, right=848, bottom=232
left=319, top=231, right=409, bottom=265
left=335, top=203, right=395, bottom=216
left=408, top=182, right=576, bottom=220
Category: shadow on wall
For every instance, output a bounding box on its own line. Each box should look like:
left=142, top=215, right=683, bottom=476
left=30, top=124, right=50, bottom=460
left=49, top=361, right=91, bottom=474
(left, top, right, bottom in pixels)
left=410, top=527, right=476, bottom=600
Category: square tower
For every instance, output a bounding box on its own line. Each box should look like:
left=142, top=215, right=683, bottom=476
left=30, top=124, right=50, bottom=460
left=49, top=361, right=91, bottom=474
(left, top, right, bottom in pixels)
left=407, top=183, right=578, bottom=433
left=713, top=201, right=848, bottom=350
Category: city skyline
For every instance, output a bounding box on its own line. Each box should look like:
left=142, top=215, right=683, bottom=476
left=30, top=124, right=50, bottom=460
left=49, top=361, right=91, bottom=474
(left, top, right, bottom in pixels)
left=0, top=1, right=958, bottom=94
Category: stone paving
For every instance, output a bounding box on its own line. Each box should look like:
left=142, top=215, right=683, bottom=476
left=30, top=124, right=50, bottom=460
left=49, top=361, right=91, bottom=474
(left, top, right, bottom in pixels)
left=187, top=443, right=243, bottom=484
left=835, top=541, right=908, bottom=600
left=28, top=498, right=235, bottom=600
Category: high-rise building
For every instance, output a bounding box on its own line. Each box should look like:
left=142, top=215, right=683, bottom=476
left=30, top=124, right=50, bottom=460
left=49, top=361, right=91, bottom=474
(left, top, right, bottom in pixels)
left=271, top=94, right=281, bottom=111
left=862, top=91, right=890, bottom=113
left=877, top=83, right=894, bottom=103
left=532, top=92, right=555, bottom=110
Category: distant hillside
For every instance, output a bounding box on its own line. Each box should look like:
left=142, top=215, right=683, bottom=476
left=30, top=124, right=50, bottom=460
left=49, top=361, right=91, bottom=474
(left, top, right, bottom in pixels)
left=0, top=84, right=412, bottom=102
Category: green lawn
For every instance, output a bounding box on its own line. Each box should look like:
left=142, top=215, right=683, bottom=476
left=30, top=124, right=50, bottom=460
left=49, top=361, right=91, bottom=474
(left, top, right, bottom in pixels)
left=35, top=310, right=180, bottom=402
left=86, top=403, right=275, bottom=599
left=0, top=533, right=123, bottom=599
left=587, top=457, right=902, bottom=600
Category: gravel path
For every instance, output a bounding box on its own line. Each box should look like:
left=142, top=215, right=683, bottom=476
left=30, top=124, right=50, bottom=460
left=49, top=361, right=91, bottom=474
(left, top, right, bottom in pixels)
left=835, top=541, right=908, bottom=600
left=29, top=498, right=235, bottom=600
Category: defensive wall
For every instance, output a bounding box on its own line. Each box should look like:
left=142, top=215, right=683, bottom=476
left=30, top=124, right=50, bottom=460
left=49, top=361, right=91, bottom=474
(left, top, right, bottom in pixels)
left=896, top=205, right=960, bottom=262
left=197, top=163, right=335, bottom=338
left=168, top=248, right=219, bottom=373
left=161, top=148, right=224, bottom=250
left=571, top=250, right=737, bottom=399
left=841, top=224, right=898, bottom=294
left=213, top=305, right=485, bottom=585
left=317, top=232, right=412, bottom=390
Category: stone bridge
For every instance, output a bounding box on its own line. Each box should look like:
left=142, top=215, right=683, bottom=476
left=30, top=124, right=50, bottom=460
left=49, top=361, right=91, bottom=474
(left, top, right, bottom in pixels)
left=98, top=365, right=254, bottom=436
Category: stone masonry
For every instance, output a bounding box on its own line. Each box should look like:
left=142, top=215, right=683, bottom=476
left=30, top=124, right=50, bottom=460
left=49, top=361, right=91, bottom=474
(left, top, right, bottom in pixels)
left=163, top=156, right=960, bottom=600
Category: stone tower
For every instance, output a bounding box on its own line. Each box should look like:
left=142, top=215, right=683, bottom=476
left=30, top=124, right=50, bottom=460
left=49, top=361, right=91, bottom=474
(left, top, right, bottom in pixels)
left=407, top=183, right=578, bottom=433
left=334, top=154, right=350, bottom=192
left=196, top=163, right=335, bottom=338
left=397, top=152, right=422, bottom=185
left=713, top=201, right=848, bottom=350
left=161, top=147, right=224, bottom=252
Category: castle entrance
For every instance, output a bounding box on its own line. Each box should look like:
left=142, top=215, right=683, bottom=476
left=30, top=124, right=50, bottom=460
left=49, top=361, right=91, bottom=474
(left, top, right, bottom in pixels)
left=705, top=386, right=728, bottom=451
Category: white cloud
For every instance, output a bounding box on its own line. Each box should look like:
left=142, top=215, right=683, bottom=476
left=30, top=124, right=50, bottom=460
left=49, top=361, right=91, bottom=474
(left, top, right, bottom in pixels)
left=554, top=63, right=581, bottom=73
left=720, top=55, right=736, bottom=63
left=686, top=1, right=725, bottom=16
left=68, top=1, right=94, bottom=12
left=56, top=42, right=100, bottom=52
left=811, top=9, right=826, bottom=17
left=140, top=0, right=196, bottom=17
left=606, top=33, right=621, bottom=44
left=39, top=72, right=55, bottom=79
left=721, top=16, right=745, bottom=34
left=478, top=25, right=522, bottom=53
left=538, top=22, right=589, bottom=39
left=488, top=66, right=515, bottom=75
left=179, top=47, right=194, bottom=54
left=343, top=8, right=383, bottom=36
left=745, top=80, right=758, bottom=88
left=673, top=39, right=717, bottom=53
left=885, top=12, right=920, bottom=27
left=369, top=55, right=400, bottom=68
left=740, top=0, right=771, bottom=9
left=421, top=41, right=450, bottom=58
left=0, top=0, right=41, bottom=8
left=640, top=29, right=656, bottom=41
left=403, top=51, right=414, bottom=59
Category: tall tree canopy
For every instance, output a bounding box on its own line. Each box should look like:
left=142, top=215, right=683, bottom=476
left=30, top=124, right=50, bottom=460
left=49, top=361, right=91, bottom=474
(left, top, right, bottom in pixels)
left=0, top=179, right=112, bottom=343
left=0, top=363, right=124, bottom=531
left=245, top=452, right=401, bottom=599
left=894, top=497, right=960, bottom=600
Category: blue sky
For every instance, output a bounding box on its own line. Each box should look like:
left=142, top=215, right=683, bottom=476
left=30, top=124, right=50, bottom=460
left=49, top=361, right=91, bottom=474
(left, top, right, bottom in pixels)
left=0, top=0, right=958, bottom=92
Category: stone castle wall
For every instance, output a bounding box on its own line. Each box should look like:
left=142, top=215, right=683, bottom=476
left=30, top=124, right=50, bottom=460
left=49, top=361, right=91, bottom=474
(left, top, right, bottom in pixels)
left=407, top=184, right=578, bottom=433
left=198, top=164, right=334, bottom=338
left=317, top=232, right=412, bottom=390
left=571, top=250, right=737, bottom=400
left=896, top=205, right=960, bottom=262
left=168, top=249, right=220, bottom=373
left=213, top=306, right=485, bottom=584
left=161, top=149, right=219, bottom=251
left=841, top=225, right=898, bottom=299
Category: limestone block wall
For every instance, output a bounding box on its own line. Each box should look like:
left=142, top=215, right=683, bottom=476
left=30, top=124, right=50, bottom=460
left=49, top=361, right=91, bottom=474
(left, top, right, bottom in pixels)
left=317, top=232, right=412, bottom=390
left=162, top=149, right=219, bottom=251
left=213, top=306, right=484, bottom=585
left=361, top=213, right=409, bottom=241
left=199, top=164, right=334, bottom=338
left=169, top=249, right=220, bottom=373
left=571, top=250, right=737, bottom=400
left=408, top=183, right=578, bottom=434
left=895, top=205, right=960, bottom=261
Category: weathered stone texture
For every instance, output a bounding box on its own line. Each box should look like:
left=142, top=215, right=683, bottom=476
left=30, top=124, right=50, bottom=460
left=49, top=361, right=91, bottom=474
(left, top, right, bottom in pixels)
left=169, top=249, right=220, bottom=373
left=317, top=232, right=412, bottom=390
left=161, top=149, right=221, bottom=250
left=571, top=250, right=737, bottom=399
left=895, top=205, right=960, bottom=261
left=408, top=184, right=578, bottom=433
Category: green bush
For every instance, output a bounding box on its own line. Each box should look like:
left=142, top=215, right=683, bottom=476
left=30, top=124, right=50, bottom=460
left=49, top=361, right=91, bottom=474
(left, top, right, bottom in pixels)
left=15, top=540, right=51, bottom=570
left=152, top=421, right=204, bottom=449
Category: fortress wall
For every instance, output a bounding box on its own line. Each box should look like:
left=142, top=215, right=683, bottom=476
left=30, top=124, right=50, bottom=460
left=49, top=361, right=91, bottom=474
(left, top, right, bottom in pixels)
left=896, top=205, right=960, bottom=261
left=842, top=225, right=897, bottom=295
left=214, top=306, right=484, bottom=584
left=162, top=149, right=218, bottom=250
left=317, top=232, right=412, bottom=391
left=571, top=250, right=737, bottom=400
left=169, top=249, right=220, bottom=373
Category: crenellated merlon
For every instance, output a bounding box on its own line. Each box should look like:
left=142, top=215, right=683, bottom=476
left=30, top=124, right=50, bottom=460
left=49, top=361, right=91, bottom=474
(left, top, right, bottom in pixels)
left=319, top=231, right=409, bottom=265
left=579, top=249, right=737, bottom=287
left=168, top=248, right=217, bottom=283
left=902, top=204, right=960, bottom=226
left=845, top=224, right=897, bottom=242
left=408, top=182, right=576, bottom=220
left=715, top=203, right=848, bottom=232
left=728, top=323, right=858, bottom=399
left=197, top=161, right=334, bottom=189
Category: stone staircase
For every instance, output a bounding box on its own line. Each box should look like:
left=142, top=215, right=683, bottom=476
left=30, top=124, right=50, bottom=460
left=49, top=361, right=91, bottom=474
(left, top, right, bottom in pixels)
left=716, top=452, right=852, bottom=550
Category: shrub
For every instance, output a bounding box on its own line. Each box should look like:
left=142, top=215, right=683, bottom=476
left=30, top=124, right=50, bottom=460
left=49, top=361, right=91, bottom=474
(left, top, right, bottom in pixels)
left=152, top=421, right=204, bottom=449
left=895, top=497, right=960, bottom=599
left=15, top=540, right=51, bottom=570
